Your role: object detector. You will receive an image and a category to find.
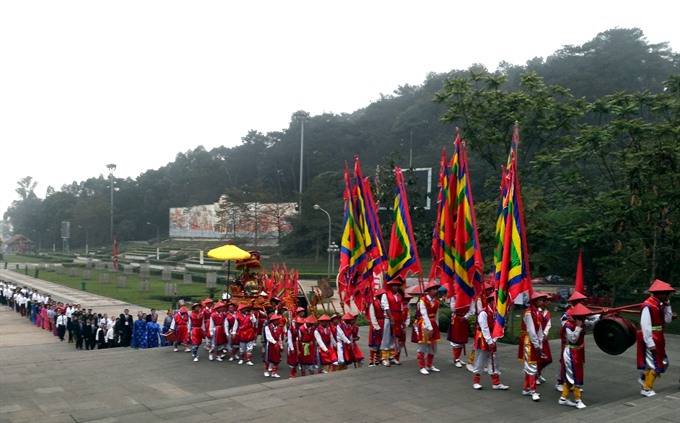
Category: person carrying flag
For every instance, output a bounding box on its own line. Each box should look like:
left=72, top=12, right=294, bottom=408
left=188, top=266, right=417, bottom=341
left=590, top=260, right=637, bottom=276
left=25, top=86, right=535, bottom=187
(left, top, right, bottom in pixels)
left=412, top=282, right=442, bottom=375
left=520, top=292, right=547, bottom=401
left=367, top=288, right=385, bottom=367
left=380, top=278, right=406, bottom=366
left=472, top=282, right=509, bottom=391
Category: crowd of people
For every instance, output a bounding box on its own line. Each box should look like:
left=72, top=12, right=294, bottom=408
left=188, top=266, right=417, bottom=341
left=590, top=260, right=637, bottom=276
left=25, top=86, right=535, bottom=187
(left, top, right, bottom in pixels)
left=1, top=275, right=675, bottom=408
left=0, top=280, right=166, bottom=349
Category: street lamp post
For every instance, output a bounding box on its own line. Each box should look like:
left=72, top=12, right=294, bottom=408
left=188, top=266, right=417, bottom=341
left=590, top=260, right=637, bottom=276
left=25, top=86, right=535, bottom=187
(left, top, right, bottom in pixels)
left=293, top=111, right=310, bottom=214
left=313, top=204, right=332, bottom=279
left=146, top=222, right=160, bottom=260
left=106, top=164, right=117, bottom=241
left=328, top=242, right=340, bottom=276
left=78, top=225, right=89, bottom=255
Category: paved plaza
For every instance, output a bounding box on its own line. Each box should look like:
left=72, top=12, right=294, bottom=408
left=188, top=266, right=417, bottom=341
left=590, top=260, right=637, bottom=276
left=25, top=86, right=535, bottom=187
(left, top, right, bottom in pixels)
left=0, top=270, right=678, bottom=423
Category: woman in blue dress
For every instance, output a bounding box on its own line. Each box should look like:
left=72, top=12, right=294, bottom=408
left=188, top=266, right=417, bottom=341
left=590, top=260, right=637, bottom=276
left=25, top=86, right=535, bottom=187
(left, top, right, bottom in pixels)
left=146, top=314, right=161, bottom=348
left=132, top=312, right=148, bottom=349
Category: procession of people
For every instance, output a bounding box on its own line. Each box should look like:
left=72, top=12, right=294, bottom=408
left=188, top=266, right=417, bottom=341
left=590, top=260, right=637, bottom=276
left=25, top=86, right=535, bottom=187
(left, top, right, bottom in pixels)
left=0, top=275, right=676, bottom=408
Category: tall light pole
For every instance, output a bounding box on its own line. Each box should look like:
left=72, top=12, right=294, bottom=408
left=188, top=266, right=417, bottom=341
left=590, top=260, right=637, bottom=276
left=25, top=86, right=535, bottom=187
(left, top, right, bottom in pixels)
left=329, top=242, right=340, bottom=276
left=293, top=110, right=310, bottom=214
left=313, top=204, right=332, bottom=279
left=106, top=164, right=117, bottom=241
left=146, top=222, right=160, bottom=260
left=78, top=225, right=89, bottom=255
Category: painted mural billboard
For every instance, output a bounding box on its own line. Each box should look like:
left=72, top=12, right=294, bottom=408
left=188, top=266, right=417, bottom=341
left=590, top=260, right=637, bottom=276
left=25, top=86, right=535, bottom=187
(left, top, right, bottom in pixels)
left=169, top=196, right=297, bottom=244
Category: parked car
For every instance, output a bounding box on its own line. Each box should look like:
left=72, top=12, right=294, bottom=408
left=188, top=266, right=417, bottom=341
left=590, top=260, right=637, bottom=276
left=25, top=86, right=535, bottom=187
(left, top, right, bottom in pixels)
left=531, top=277, right=547, bottom=285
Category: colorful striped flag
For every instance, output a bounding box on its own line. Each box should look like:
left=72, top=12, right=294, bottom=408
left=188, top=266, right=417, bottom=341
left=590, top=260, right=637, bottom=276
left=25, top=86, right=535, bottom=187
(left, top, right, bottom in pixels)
left=386, top=168, right=422, bottom=282
left=354, top=157, right=387, bottom=277
left=452, top=135, right=484, bottom=309
left=429, top=148, right=453, bottom=290
left=338, top=163, right=368, bottom=306
left=492, top=123, right=532, bottom=339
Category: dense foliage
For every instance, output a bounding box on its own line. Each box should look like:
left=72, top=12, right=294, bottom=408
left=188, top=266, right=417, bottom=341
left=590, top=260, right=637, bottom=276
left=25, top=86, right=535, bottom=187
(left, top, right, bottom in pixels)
left=4, top=28, right=679, bottom=295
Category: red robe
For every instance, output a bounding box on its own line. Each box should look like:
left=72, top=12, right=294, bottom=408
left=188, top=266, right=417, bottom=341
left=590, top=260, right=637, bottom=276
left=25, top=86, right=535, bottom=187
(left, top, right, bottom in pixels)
left=297, top=325, right=317, bottom=365
left=385, top=291, right=405, bottom=338
left=560, top=319, right=585, bottom=385
left=236, top=312, right=256, bottom=343
left=189, top=312, right=204, bottom=345
left=518, top=307, right=541, bottom=363
left=316, top=325, right=338, bottom=365
left=637, top=296, right=669, bottom=373
left=265, top=323, right=284, bottom=364
left=411, top=295, right=441, bottom=343
left=368, top=299, right=384, bottom=348
left=341, top=322, right=364, bottom=363
left=473, top=303, right=495, bottom=351
left=173, top=312, right=189, bottom=343
left=211, top=311, right=227, bottom=345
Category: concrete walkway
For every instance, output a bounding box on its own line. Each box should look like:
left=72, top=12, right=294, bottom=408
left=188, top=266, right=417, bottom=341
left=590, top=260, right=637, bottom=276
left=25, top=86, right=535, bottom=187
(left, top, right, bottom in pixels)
left=0, top=273, right=679, bottom=423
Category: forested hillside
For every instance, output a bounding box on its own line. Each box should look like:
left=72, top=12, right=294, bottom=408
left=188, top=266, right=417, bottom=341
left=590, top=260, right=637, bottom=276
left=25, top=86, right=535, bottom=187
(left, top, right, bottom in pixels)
left=5, top=28, right=679, bottom=294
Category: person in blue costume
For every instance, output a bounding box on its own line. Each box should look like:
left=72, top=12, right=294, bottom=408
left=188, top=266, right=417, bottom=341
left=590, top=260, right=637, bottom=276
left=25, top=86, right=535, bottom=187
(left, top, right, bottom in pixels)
left=146, top=314, right=161, bottom=348
left=132, top=311, right=148, bottom=349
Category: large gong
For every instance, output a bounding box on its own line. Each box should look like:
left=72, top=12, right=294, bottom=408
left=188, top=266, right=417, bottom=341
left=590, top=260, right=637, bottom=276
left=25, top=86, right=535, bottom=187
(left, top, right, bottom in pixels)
left=593, top=315, right=637, bottom=355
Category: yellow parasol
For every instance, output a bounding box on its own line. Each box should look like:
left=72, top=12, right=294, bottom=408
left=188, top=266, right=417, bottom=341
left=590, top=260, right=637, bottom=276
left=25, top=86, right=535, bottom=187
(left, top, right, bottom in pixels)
left=207, top=244, right=251, bottom=290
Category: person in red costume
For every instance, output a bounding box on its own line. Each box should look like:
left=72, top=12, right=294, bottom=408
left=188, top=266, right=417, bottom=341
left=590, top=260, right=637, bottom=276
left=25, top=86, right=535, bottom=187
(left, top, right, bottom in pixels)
left=298, top=316, right=318, bottom=375
left=519, top=292, right=547, bottom=402
left=367, top=288, right=385, bottom=367
left=315, top=315, right=339, bottom=373
left=558, top=303, right=592, bottom=409
left=380, top=277, right=406, bottom=366
left=637, top=279, right=676, bottom=397
left=472, top=282, right=509, bottom=391
left=412, top=282, right=442, bottom=375
left=233, top=304, right=257, bottom=365
left=263, top=314, right=284, bottom=378
left=170, top=305, right=190, bottom=352
left=209, top=302, right=228, bottom=362
left=340, top=313, right=364, bottom=367
left=188, top=303, right=204, bottom=362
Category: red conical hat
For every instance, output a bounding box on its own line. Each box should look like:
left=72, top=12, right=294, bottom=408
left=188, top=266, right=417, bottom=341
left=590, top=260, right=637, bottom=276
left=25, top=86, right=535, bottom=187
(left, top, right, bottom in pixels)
left=318, top=315, right=331, bottom=322
left=237, top=303, right=250, bottom=311
left=342, top=312, right=355, bottom=320
left=530, top=292, right=548, bottom=301
left=203, top=297, right=214, bottom=304
left=269, top=314, right=281, bottom=321
left=569, top=303, right=592, bottom=317
left=568, top=291, right=588, bottom=302
left=214, top=302, right=226, bottom=309
left=648, top=279, right=676, bottom=293
left=386, top=279, right=404, bottom=286
left=483, top=281, right=494, bottom=292
left=424, top=282, right=439, bottom=291
left=374, top=288, right=386, bottom=297
left=296, top=307, right=306, bottom=313
left=305, top=316, right=317, bottom=325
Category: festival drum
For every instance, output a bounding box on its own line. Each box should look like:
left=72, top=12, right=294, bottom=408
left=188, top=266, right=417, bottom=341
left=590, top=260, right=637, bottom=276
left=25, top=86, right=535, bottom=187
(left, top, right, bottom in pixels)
left=593, top=315, right=637, bottom=355
left=161, top=330, right=176, bottom=343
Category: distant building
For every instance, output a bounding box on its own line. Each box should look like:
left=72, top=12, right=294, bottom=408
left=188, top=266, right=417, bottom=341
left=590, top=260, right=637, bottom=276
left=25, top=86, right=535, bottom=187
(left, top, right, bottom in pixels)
left=2, top=234, right=34, bottom=254
left=169, top=195, right=297, bottom=246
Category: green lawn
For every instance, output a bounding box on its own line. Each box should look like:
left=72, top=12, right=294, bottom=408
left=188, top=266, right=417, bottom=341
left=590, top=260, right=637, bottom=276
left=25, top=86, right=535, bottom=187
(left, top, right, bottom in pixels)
left=9, top=267, right=216, bottom=311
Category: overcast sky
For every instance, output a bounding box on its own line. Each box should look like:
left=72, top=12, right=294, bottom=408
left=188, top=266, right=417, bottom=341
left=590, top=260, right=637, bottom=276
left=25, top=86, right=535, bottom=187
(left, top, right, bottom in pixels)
left=1, top=1, right=677, bottom=218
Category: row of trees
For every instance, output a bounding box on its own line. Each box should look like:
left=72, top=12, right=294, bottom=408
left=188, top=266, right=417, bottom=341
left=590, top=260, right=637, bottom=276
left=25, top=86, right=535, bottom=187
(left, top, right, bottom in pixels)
left=4, top=28, right=679, bottom=293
